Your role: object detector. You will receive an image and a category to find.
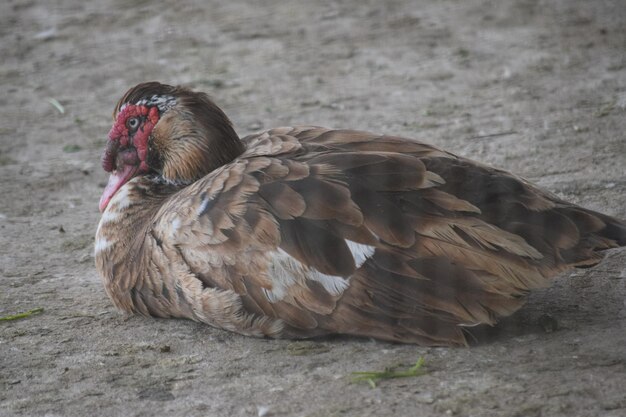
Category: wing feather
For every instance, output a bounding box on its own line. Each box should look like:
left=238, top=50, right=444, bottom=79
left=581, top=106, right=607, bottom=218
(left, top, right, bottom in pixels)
left=145, top=127, right=625, bottom=345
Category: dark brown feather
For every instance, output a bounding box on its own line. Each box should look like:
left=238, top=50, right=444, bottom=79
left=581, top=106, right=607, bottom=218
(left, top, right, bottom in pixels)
left=279, top=218, right=356, bottom=277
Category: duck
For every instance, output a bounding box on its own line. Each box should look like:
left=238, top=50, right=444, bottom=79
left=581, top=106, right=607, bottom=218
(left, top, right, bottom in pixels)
left=95, top=82, right=626, bottom=346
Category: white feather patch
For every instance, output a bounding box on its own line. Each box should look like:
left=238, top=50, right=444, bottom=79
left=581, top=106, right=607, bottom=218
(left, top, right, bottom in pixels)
left=196, top=195, right=213, bottom=217
left=171, top=217, right=181, bottom=234
left=264, top=248, right=352, bottom=302
left=110, top=185, right=131, bottom=210
left=264, top=249, right=299, bottom=302
left=308, top=270, right=350, bottom=296
left=100, top=209, right=120, bottom=225
left=345, top=240, right=376, bottom=268
left=94, top=237, right=113, bottom=254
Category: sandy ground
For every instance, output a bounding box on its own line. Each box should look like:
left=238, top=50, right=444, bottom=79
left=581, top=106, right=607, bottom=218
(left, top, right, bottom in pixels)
left=1, top=0, right=625, bottom=416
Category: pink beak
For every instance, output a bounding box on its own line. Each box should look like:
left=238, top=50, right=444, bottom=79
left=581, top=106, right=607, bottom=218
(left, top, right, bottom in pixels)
left=99, top=163, right=138, bottom=212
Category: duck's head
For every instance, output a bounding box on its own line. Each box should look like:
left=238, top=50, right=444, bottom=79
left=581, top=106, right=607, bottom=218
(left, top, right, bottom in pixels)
left=99, top=82, right=244, bottom=212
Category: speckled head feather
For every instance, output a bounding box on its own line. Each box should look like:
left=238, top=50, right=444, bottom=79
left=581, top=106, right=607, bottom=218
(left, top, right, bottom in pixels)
left=113, top=82, right=245, bottom=184
left=113, top=82, right=179, bottom=117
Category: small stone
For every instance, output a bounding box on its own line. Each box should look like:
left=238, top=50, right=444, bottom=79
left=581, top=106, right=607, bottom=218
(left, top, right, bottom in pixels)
left=34, top=28, right=57, bottom=40
left=247, top=121, right=264, bottom=131
left=538, top=314, right=558, bottom=333
left=160, top=345, right=171, bottom=353
left=79, top=253, right=92, bottom=263
left=415, top=391, right=435, bottom=404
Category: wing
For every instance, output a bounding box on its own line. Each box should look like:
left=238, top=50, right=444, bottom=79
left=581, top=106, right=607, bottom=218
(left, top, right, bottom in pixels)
left=153, top=127, right=626, bottom=345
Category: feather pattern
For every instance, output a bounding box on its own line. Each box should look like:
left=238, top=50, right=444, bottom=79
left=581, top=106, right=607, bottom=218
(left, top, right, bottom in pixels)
left=95, top=83, right=626, bottom=346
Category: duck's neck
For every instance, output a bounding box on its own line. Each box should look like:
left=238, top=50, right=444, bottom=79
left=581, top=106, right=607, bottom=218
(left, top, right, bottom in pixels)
left=94, top=176, right=179, bottom=311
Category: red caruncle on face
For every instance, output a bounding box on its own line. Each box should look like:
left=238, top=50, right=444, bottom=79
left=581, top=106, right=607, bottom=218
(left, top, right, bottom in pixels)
left=102, top=104, right=160, bottom=173
left=99, top=103, right=160, bottom=212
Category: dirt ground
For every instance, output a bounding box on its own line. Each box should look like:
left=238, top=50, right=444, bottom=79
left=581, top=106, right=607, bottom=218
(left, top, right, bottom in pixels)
left=1, top=0, right=625, bottom=416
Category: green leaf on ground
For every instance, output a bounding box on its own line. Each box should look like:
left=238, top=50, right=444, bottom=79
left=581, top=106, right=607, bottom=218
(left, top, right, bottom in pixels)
left=350, top=357, right=426, bottom=388
left=63, top=144, right=82, bottom=153
left=594, top=99, right=616, bottom=118
left=46, top=98, right=65, bottom=114
left=0, top=308, right=44, bottom=322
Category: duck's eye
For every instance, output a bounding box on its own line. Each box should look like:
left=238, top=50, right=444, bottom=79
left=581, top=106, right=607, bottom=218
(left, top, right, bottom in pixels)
left=127, top=117, right=140, bottom=132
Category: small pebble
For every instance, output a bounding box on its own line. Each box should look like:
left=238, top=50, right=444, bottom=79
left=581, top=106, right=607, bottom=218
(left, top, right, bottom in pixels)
left=538, top=314, right=558, bottom=333
left=247, top=121, right=264, bottom=131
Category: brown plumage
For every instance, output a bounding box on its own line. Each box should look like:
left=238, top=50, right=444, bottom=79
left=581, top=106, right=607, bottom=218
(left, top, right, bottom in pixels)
left=95, top=82, right=626, bottom=346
